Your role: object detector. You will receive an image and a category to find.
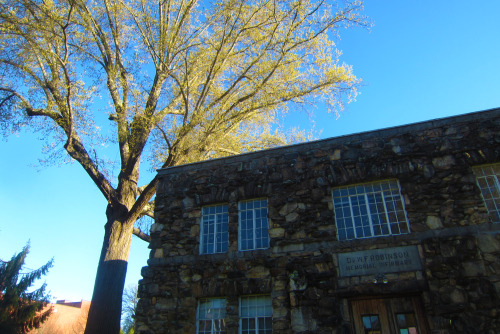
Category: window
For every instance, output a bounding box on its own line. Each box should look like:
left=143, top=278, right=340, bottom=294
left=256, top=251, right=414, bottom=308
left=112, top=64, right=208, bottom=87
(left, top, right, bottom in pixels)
left=396, top=313, right=418, bottom=334
left=362, top=314, right=381, bottom=334
left=332, top=180, right=409, bottom=241
left=239, top=296, right=272, bottom=334
left=239, top=199, right=269, bottom=251
left=473, top=164, right=500, bottom=222
left=200, top=205, right=229, bottom=254
left=197, top=298, right=226, bottom=334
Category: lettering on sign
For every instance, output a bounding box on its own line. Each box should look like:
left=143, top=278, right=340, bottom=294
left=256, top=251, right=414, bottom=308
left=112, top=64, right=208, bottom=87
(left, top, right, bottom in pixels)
left=338, top=246, right=422, bottom=277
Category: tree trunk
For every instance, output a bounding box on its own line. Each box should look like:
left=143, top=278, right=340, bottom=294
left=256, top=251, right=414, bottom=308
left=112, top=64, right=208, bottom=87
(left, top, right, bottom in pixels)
left=84, top=205, right=134, bottom=334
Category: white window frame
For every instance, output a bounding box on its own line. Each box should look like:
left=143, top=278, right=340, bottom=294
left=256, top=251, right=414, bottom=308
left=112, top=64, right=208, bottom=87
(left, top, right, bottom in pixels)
left=238, top=199, right=269, bottom=251
left=200, top=204, right=229, bottom=254
left=473, top=163, right=500, bottom=222
left=332, top=180, right=410, bottom=241
left=197, top=298, right=227, bottom=334
left=239, top=295, right=272, bottom=334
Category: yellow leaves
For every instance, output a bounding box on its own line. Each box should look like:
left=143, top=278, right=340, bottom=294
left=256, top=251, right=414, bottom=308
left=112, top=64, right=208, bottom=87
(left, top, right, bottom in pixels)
left=2, top=0, right=367, bottom=182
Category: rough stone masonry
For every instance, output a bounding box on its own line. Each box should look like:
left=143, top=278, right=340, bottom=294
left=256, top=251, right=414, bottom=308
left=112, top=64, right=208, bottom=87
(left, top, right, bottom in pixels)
left=136, top=108, right=500, bottom=334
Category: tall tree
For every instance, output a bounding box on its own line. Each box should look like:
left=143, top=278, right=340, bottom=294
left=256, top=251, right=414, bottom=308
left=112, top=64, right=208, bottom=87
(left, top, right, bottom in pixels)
left=0, top=244, right=53, bottom=334
left=0, top=0, right=367, bottom=332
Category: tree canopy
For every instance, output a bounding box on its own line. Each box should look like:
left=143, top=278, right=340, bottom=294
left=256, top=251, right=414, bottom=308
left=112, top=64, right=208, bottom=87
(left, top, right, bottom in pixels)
left=0, top=244, right=53, bottom=334
left=0, top=0, right=367, bottom=332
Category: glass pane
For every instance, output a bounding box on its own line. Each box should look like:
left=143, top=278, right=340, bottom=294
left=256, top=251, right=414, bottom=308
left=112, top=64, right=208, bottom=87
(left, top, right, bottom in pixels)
left=239, top=199, right=269, bottom=251
left=396, top=313, right=418, bottom=334
left=362, top=316, right=372, bottom=329
left=397, top=314, right=407, bottom=327
left=198, top=299, right=226, bottom=333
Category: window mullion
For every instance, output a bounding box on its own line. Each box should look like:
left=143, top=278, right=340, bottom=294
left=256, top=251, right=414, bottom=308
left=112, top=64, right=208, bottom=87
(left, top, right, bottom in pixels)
left=381, top=191, right=391, bottom=235
left=348, top=196, right=357, bottom=239
left=238, top=208, right=241, bottom=251
left=253, top=208, right=257, bottom=250
left=213, top=214, right=218, bottom=254
left=200, top=217, right=205, bottom=255
left=494, top=174, right=500, bottom=213
left=365, top=193, right=375, bottom=237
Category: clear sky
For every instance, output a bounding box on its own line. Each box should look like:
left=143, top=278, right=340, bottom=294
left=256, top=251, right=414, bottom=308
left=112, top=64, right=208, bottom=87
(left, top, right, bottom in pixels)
left=1, top=0, right=499, bottom=303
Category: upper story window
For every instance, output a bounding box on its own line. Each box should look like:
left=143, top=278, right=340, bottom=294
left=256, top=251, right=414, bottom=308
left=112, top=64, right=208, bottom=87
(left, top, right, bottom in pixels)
left=200, top=205, right=229, bottom=254
left=332, top=180, right=410, bottom=241
left=239, top=295, right=272, bottom=334
left=197, top=298, right=226, bottom=334
left=238, top=199, right=269, bottom=251
left=473, top=163, right=500, bottom=222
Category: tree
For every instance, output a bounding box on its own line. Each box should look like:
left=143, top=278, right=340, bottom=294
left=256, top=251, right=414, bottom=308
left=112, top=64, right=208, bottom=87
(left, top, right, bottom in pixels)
left=121, top=285, right=138, bottom=334
left=0, top=244, right=53, bottom=334
left=0, top=0, right=367, bottom=332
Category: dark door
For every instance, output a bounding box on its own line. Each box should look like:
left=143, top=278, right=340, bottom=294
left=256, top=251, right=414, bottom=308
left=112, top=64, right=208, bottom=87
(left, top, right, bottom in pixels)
left=350, top=296, right=428, bottom=334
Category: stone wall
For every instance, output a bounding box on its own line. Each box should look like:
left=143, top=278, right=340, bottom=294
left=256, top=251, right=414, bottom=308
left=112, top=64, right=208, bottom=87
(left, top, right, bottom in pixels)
left=136, top=108, right=500, bottom=333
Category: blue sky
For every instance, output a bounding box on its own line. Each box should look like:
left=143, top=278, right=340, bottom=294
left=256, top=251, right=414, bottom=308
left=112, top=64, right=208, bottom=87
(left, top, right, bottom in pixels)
left=1, top=0, right=499, bottom=303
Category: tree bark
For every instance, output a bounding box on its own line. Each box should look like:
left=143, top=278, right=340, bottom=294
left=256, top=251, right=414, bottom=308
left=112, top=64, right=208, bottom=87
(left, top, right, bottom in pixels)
left=84, top=204, right=134, bottom=334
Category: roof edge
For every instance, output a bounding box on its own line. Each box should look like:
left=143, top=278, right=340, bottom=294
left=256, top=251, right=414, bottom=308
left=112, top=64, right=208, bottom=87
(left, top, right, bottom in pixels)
left=158, top=107, right=500, bottom=175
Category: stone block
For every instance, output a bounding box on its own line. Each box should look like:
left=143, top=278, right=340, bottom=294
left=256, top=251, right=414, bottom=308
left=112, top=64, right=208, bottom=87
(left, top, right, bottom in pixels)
left=432, top=155, right=456, bottom=169
left=285, top=212, right=299, bottom=223
left=273, top=243, right=304, bottom=253
left=190, top=224, right=200, bottom=237
left=477, top=234, right=500, bottom=253
left=462, top=261, right=486, bottom=277
left=269, top=227, right=285, bottom=238
left=246, top=266, right=270, bottom=278
left=330, top=149, right=341, bottom=160
left=449, top=288, right=466, bottom=304
left=279, top=202, right=297, bottom=216
left=426, top=216, right=443, bottom=229
left=273, top=306, right=288, bottom=318
left=154, top=248, right=163, bottom=258
left=291, top=307, right=318, bottom=332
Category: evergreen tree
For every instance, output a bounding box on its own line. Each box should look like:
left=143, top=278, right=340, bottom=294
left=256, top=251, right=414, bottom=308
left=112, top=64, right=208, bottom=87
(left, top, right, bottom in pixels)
left=0, top=244, right=53, bottom=334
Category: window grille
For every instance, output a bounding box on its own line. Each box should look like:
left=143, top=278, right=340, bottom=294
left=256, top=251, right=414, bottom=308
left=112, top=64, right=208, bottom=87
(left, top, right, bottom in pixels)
left=239, top=199, right=269, bottom=251
left=332, top=180, right=410, bottom=240
left=473, top=164, right=500, bottom=222
left=197, top=298, right=227, bottom=334
left=239, top=296, right=272, bottom=334
left=200, top=205, right=229, bottom=254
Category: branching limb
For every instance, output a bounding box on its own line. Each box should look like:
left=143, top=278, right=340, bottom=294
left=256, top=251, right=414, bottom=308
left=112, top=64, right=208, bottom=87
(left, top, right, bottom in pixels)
left=139, top=200, right=155, bottom=219
left=132, top=227, right=151, bottom=243
left=125, top=175, right=158, bottom=226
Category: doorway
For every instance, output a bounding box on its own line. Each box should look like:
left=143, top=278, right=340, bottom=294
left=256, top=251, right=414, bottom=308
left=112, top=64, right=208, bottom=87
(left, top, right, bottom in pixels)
left=350, top=296, right=428, bottom=334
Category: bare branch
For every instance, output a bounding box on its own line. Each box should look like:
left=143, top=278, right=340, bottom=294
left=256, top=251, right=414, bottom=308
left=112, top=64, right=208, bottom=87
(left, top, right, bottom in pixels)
left=132, top=227, right=151, bottom=243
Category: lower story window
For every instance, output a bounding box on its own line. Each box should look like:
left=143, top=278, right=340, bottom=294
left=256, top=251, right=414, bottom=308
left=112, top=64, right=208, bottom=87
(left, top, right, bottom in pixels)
left=240, top=295, right=272, bottom=334
left=362, top=314, right=381, bottom=333
left=197, top=298, right=226, bottom=334
left=396, top=313, right=419, bottom=334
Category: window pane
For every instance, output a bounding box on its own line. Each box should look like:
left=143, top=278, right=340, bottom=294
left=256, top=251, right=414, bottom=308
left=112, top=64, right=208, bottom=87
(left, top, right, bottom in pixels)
left=362, top=314, right=380, bottom=330
left=396, top=313, right=418, bottom=334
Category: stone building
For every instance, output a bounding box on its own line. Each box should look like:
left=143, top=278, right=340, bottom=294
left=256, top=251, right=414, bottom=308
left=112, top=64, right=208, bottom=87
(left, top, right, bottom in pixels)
left=136, top=108, right=500, bottom=334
